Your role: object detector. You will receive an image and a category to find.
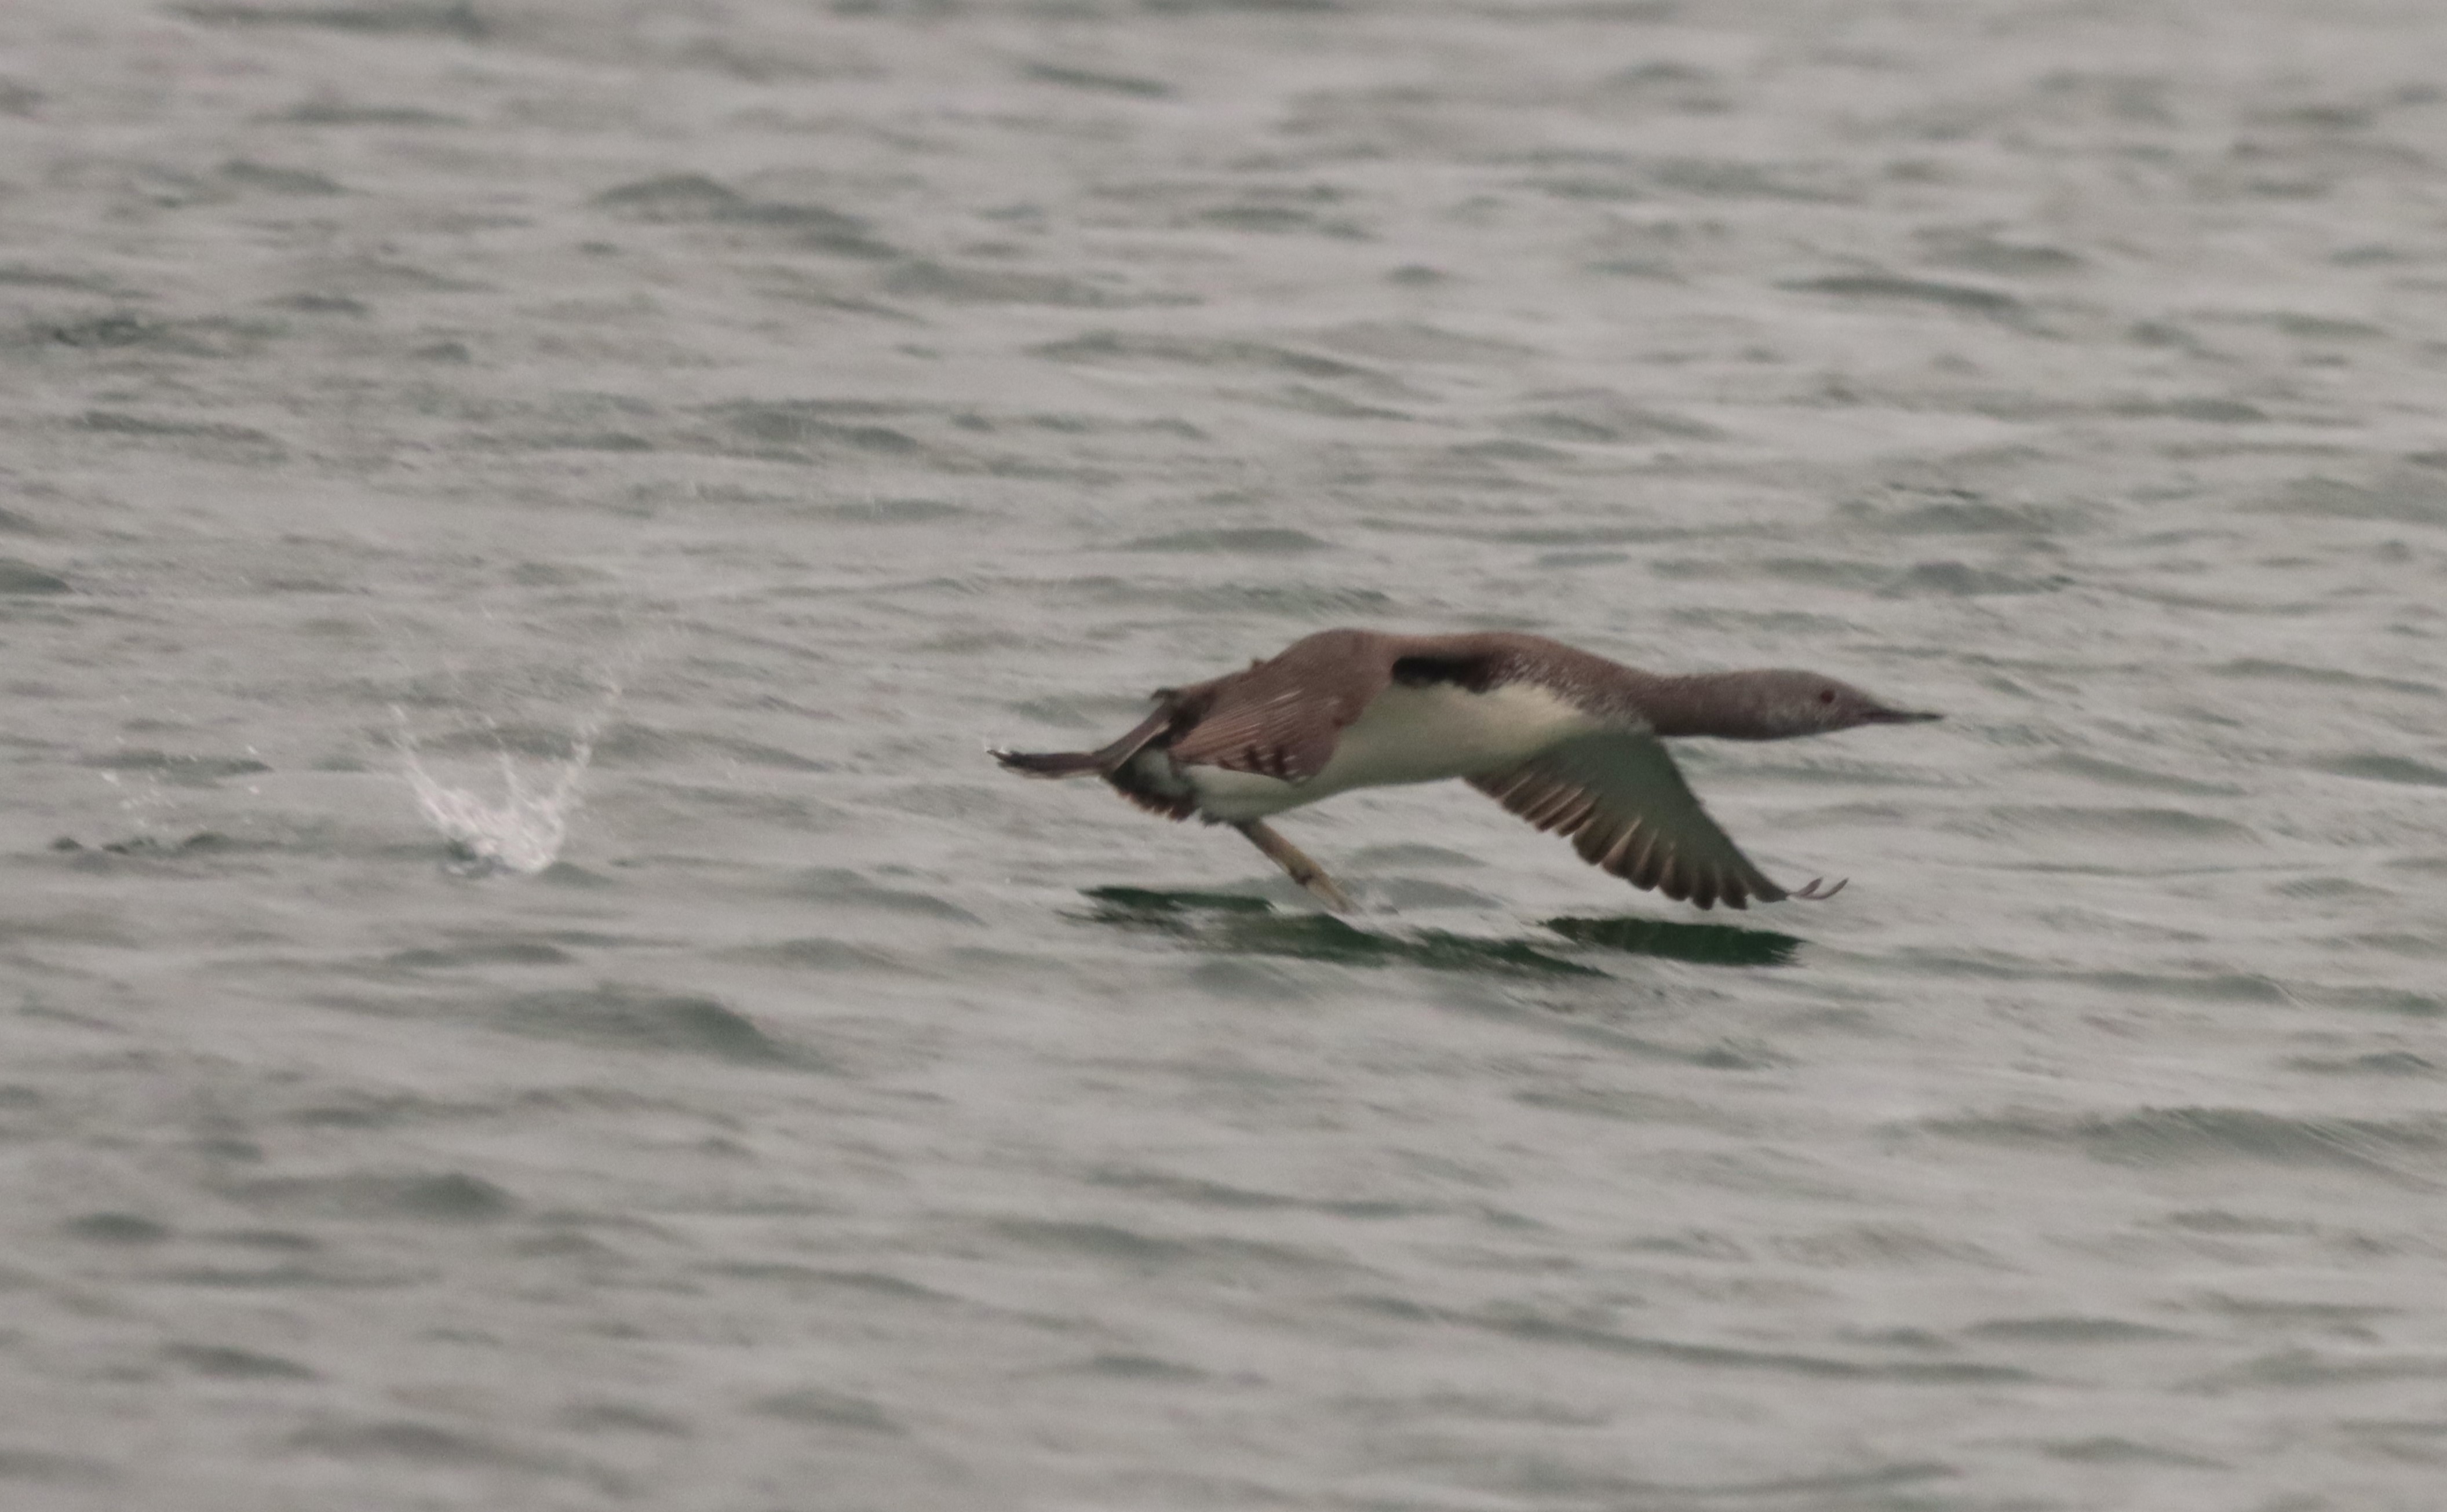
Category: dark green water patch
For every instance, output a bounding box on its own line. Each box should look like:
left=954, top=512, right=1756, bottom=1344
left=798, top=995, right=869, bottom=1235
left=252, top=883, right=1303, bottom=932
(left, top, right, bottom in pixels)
left=0, top=557, right=70, bottom=594
left=1086, top=886, right=1272, bottom=915
left=2310, top=985, right=2444, bottom=1018
left=286, top=1418, right=550, bottom=1469
left=1031, top=330, right=1381, bottom=382
left=1479, top=1308, right=2036, bottom=1383
left=63, top=1211, right=173, bottom=1245
left=1089, top=1165, right=1426, bottom=1219
left=228, top=1170, right=515, bottom=1222
left=173, top=3, right=487, bottom=37
left=2320, top=753, right=2447, bottom=788
left=2036, top=1437, right=2220, bottom=1467
left=1122, top=526, right=1332, bottom=553
left=1080, top=888, right=1599, bottom=977
left=165, top=1342, right=320, bottom=1380
left=2189, top=1347, right=2447, bottom=1393
left=751, top=1387, right=903, bottom=1433
left=57, top=830, right=260, bottom=861
left=2289, top=1050, right=2437, bottom=1076
left=2193, top=1293, right=2398, bottom=1334
left=882, top=260, right=1128, bottom=308
left=1073, top=1352, right=1207, bottom=1381
left=88, top=750, right=272, bottom=783
left=1022, top=61, right=1172, bottom=98
left=1545, top=914, right=1801, bottom=967
left=385, top=938, right=574, bottom=970
left=990, top=1216, right=1337, bottom=1279
left=1784, top=273, right=2021, bottom=316
left=1923, top=1106, right=2447, bottom=1181
left=2258, top=472, right=2447, bottom=525
left=1965, top=1315, right=2190, bottom=1344
left=596, top=174, right=891, bottom=257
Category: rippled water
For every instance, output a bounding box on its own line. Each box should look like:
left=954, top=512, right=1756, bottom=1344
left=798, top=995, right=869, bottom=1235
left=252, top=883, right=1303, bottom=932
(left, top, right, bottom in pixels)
left=6, top=1, right=2447, bottom=1507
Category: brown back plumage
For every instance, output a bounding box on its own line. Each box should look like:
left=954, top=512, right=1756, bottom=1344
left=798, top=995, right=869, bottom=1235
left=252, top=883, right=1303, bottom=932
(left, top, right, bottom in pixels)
left=1156, top=629, right=1659, bottom=775
left=1159, top=629, right=1398, bottom=780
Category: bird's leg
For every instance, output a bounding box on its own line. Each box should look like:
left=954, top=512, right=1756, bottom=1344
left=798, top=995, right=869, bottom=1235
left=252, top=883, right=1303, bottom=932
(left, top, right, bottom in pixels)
left=1234, top=820, right=1354, bottom=912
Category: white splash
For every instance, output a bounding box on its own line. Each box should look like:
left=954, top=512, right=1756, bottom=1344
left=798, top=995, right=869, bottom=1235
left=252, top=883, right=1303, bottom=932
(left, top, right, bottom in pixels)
left=392, top=681, right=622, bottom=876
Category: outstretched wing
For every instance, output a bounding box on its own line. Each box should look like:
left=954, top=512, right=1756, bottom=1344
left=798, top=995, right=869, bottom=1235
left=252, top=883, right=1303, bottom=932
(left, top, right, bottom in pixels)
left=1163, top=630, right=1394, bottom=781
left=1469, top=731, right=1789, bottom=910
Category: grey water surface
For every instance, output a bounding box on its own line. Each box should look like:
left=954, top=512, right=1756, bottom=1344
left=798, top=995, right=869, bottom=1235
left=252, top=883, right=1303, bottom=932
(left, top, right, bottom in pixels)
left=5, top=1, right=2446, bottom=1507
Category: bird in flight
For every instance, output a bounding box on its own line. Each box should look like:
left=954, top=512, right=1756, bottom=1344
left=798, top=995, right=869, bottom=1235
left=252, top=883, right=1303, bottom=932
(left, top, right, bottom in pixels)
left=994, top=628, right=1938, bottom=911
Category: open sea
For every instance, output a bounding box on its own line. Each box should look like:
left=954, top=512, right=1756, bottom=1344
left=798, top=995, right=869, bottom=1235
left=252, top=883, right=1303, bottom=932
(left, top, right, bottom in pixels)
left=5, top=1, right=2446, bottom=1507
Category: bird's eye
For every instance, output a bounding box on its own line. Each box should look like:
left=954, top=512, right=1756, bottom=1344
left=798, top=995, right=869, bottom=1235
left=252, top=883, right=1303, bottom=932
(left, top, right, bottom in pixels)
left=1818, top=689, right=1836, bottom=704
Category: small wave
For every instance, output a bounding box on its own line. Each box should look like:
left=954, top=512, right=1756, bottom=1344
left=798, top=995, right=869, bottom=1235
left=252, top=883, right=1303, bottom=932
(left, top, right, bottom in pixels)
left=883, top=259, right=1134, bottom=308
left=494, top=984, right=804, bottom=1066
left=1121, top=527, right=1332, bottom=553
left=383, top=938, right=574, bottom=970
left=1965, top=1315, right=2190, bottom=1344
left=286, top=1418, right=555, bottom=1472
left=592, top=725, right=826, bottom=772
left=2289, top=1050, right=2437, bottom=1076
left=782, top=869, right=982, bottom=923
left=2188, top=1347, right=2447, bottom=1393
left=1785, top=272, right=2020, bottom=315
left=1498, top=389, right=1722, bottom=444
left=1312, top=319, right=1536, bottom=364
left=1477, top=1308, right=2036, bottom=1383
left=728, top=937, right=914, bottom=973
left=89, top=749, right=270, bottom=783
left=2037, top=1437, right=2220, bottom=1467
left=63, top=1211, right=172, bottom=1245
left=163, top=1343, right=318, bottom=1380
left=710, top=403, right=928, bottom=458
left=229, top=1170, right=515, bottom=1223
left=2256, top=471, right=2447, bottom=525
left=592, top=173, right=891, bottom=257
left=1973, top=804, right=2257, bottom=842
left=1022, top=60, right=1172, bottom=98
left=2037, top=751, right=2245, bottom=797
left=750, top=1387, right=903, bottom=1433
left=990, top=1216, right=1345, bottom=1279
left=1922, top=1106, right=2447, bottom=1184
left=2319, top=753, right=2447, bottom=788
left=0, top=556, right=71, bottom=594
left=1029, top=329, right=1383, bottom=383
left=173, top=3, right=488, bottom=40
left=1880, top=560, right=2072, bottom=597
left=1070, top=1352, right=1208, bottom=1381
left=1088, top=1166, right=1423, bottom=1219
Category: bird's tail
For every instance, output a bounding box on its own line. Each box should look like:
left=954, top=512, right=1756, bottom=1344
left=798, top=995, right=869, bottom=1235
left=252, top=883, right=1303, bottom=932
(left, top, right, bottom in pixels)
left=990, top=704, right=1177, bottom=780
left=991, top=746, right=1108, bottom=778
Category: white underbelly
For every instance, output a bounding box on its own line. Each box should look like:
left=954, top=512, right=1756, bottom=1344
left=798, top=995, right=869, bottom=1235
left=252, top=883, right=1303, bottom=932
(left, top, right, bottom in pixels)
left=1180, top=681, right=1600, bottom=822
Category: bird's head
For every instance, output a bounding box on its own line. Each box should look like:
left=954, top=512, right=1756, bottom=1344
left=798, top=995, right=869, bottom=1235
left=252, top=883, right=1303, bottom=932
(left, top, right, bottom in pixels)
left=1664, top=669, right=1942, bottom=740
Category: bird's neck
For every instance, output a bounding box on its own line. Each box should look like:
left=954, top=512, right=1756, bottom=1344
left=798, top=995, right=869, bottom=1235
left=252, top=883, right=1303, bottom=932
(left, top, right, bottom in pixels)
left=1636, top=670, right=1781, bottom=740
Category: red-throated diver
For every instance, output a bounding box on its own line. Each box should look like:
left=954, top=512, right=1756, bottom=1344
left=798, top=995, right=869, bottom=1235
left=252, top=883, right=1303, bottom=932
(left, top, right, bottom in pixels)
left=992, top=628, right=1939, bottom=911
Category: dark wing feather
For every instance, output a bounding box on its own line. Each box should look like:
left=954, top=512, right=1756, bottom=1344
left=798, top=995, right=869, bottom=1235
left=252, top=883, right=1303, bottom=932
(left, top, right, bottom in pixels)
left=1469, top=731, right=1788, bottom=910
left=1164, top=630, right=1394, bottom=781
